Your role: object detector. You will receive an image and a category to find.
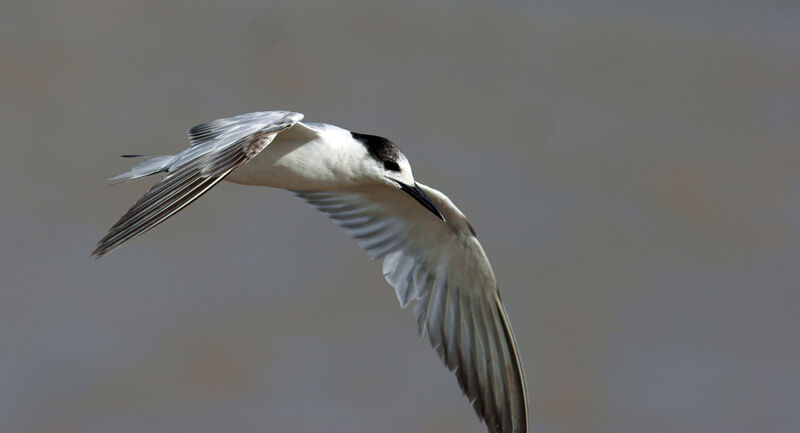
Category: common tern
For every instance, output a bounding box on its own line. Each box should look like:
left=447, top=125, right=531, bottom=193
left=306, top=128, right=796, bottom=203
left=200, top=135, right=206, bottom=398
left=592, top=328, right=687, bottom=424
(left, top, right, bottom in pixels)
left=93, top=111, right=528, bottom=433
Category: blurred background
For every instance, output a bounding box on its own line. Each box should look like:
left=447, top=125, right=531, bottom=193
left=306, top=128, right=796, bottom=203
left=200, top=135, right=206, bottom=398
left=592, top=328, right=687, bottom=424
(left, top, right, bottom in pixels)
left=1, top=1, right=798, bottom=432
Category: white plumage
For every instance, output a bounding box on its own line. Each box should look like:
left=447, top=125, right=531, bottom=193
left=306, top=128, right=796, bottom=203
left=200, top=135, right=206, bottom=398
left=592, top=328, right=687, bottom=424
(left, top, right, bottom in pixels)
left=93, top=111, right=528, bottom=433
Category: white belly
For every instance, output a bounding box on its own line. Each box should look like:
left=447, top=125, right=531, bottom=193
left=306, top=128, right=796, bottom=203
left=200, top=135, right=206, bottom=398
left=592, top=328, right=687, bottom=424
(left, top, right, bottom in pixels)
left=224, top=123, right=365, bottom=191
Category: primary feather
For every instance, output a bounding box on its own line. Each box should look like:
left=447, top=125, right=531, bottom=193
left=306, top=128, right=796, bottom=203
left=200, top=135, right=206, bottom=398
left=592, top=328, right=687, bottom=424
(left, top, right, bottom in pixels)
left=296, top=186, right=528, bottom=433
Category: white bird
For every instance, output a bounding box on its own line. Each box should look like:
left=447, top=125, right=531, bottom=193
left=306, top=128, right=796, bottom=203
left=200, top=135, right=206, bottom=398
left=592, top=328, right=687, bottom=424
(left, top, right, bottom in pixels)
left=93, top=111, right=528, bottom=433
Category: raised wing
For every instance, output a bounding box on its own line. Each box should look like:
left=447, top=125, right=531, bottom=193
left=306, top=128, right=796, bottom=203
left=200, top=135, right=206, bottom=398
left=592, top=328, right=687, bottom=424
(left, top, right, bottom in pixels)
left=92, top=111, right=303, bottom=257
left=295, top=184, right=528, bottom=433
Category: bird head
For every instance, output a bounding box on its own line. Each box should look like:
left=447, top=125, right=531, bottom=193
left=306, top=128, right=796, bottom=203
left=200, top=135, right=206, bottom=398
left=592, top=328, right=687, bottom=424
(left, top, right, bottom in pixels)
left=351, top=131, right=444, bottom=221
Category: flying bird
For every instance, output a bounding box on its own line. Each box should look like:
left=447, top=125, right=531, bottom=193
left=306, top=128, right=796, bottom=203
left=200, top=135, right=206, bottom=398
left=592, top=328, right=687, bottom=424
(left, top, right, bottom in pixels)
left=93, top=111, right=528, bottom=433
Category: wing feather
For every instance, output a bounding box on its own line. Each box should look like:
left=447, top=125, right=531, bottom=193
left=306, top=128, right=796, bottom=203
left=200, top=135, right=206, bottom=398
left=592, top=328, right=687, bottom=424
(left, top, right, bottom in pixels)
left=295, top=185, right=528, bottom=433
left=92, top=111, right=303, bottom=257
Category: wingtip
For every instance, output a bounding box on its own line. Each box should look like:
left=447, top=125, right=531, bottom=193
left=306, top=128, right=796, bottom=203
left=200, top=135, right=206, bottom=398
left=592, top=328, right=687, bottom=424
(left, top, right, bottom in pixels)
left=92, top=234, right=127, bottom=258
left=90, top=245, right=106, bottom=258
left=91, top=235, right=119, bottom=258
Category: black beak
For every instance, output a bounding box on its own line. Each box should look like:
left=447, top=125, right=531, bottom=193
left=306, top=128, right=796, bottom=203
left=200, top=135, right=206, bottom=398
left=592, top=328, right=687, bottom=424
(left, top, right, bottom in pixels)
left=399, top=182, right=445, bottom=221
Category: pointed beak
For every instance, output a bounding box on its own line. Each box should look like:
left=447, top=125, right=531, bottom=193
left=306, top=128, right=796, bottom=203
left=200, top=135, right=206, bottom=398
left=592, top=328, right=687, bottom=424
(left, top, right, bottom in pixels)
left=398, top=182, right=445, bottom=221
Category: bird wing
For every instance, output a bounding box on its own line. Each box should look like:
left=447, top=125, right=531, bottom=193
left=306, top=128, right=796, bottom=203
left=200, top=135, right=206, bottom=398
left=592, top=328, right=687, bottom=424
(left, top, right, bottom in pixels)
left=295, top=184, right=528, bottom=433
left=92, top=111, right=304, bottom=257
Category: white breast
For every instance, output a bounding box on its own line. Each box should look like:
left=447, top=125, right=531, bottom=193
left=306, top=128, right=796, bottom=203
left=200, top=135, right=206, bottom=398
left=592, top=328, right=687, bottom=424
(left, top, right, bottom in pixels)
left=225, top=122, right=368, bottom=190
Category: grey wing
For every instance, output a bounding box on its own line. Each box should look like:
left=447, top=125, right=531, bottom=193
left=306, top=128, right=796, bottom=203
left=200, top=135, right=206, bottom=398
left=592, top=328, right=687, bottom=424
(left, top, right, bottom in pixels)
left=295, top=186, right=528, bottom=433
left=92, top=111, right=303, bottom=257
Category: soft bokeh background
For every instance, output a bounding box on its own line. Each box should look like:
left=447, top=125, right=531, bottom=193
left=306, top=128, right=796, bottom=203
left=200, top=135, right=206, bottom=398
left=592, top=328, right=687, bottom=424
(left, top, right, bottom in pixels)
left=2, top=1, right=798, bottom=432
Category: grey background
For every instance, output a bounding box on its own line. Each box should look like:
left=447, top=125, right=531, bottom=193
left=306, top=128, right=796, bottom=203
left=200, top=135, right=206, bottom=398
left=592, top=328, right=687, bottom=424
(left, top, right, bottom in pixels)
left=2, top=1, right=798, bottom=432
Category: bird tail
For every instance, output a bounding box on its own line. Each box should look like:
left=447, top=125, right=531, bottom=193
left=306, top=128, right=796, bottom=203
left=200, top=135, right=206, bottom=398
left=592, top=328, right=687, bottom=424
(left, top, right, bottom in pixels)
left=109, top=154, right=175, bottom=183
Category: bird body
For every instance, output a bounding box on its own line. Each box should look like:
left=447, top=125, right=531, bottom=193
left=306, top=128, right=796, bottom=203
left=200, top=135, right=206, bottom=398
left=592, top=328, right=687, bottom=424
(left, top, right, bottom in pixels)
left=94, top=111, right=528, bottom=433
left=225, top=120, right=368, bottom=189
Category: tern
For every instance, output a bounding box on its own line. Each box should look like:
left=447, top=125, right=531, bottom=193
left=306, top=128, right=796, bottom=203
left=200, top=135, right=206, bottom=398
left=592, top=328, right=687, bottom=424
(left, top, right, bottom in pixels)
left=93, top=111, right=528, bottom=433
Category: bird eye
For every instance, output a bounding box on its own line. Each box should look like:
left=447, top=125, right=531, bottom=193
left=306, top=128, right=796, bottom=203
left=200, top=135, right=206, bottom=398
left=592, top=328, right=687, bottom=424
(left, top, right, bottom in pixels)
left=383, top=160, right=400, bottom=172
